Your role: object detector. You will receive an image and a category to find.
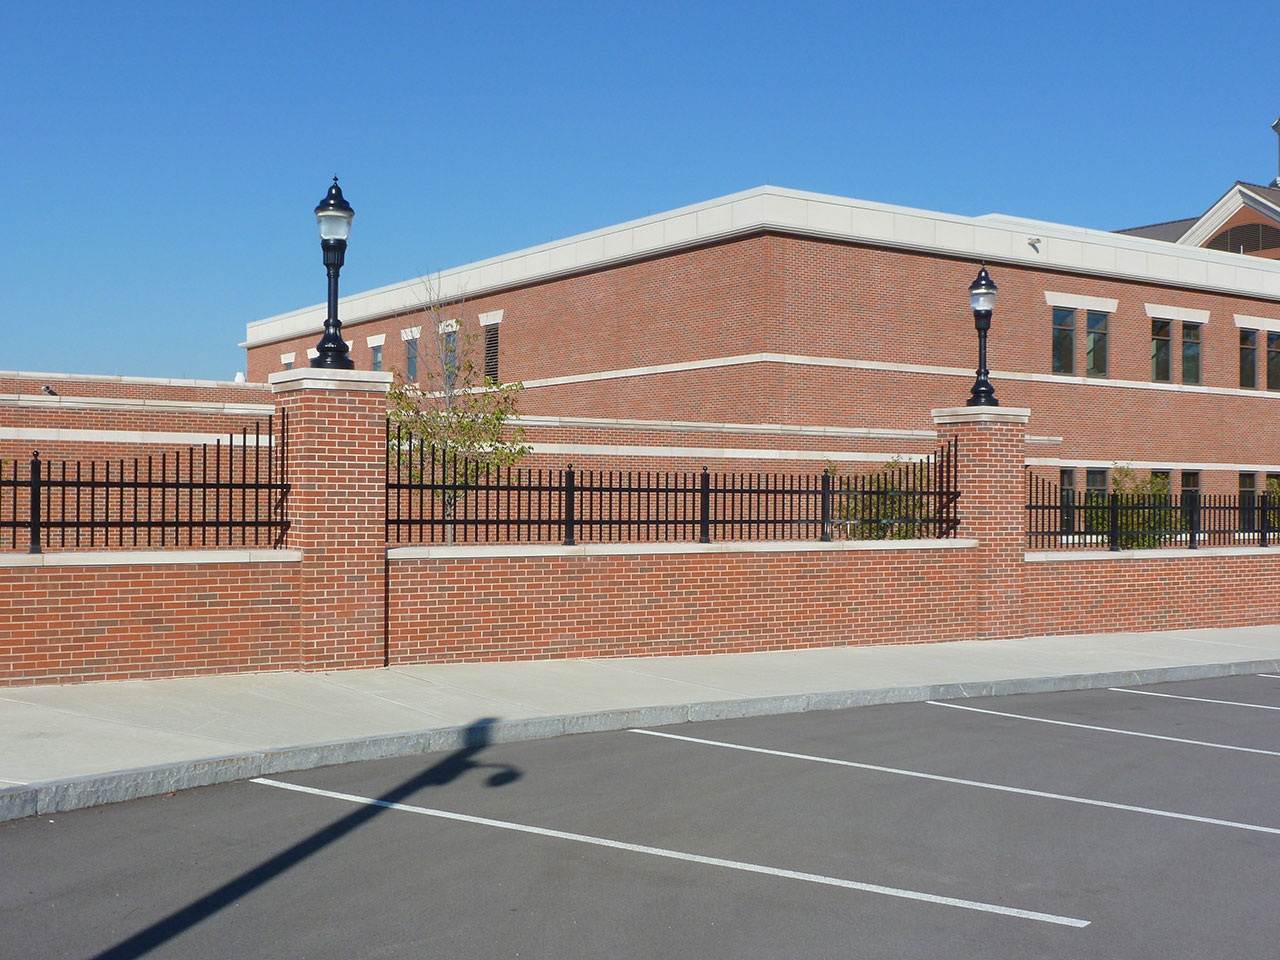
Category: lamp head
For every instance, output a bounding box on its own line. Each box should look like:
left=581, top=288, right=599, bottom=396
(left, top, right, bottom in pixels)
left=969, top=266, right=997, bottom=314
left=315, top=176, right=354, bottom=241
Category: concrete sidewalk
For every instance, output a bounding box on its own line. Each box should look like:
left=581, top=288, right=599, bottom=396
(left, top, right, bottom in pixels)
left=3, top=625, right=1280, bottom=822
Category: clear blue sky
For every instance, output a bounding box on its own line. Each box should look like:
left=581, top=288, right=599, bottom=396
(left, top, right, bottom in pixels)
left=6, top=0, right=1279, bottom=381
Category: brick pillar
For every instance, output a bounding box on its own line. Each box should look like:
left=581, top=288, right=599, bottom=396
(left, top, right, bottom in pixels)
left=932, top=406, right=1030, bottom=642
left=271, top=368, right=393, bottom=671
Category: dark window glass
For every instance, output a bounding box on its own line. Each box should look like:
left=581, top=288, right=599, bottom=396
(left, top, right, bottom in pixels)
left=1151, top=470, right=1171, bottom=491
left=406, top=339, right=418, bottom=381
left=1059, top=469, right=1076, bottom=533
left=1085, top=312, right=1108, bottom=376
left=1180, top=471, right=1200, bottom=526
left=283, top=360, right=292, bottom=371
left=1151, top=319, right=1171, bottom=382
left=1181, top=323, right=1201, bottom=384
left=1268, top=333, right=1280, bottom=390
left=1086, top=469, right=1108, bottom=493
left=371, top=345, right=382, bottom=372
left=484, top=325, right=499, bottom=383
left=1240, top=329, right=1258, bottom=389
left=1241, top=473, right=1257, bottom=532
left=1052, top=308, right=1075, bottom=374
left=443, top=330, right=458, bottom=393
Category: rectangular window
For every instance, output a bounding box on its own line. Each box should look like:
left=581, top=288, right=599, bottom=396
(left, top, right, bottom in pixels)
left=371, top=345, right=382, bottom=372
left=1151, top=470, right=1171, bottom=492
left=283, top=360, right=292, bottom=370
left=1059, top=469, right=1075, bottom=533
left=1240, top=329, right=1258, bottom=389
left=1085, top=312, right=1108, bottom=377
left=1240, top=473, right=1257, bottom=532
left=1181, top=470, right=1200, bottom=526
left=1151, top=320, right=1171, bottom=382
left=443, top=330, right=458, bottom=393
left=405, top=339, right=418, bottom=381
left=1052, top=308, right=1075, bottom=374
left=1181, top=323, right=1201, bottom=384
left=1268, top=333, right=1280, bottom=390
left=484, top=324, right=499, bottom=383
left=1084, top=469, right=1108, bottom=535
left=1086, top=469, right=1108, bottom=494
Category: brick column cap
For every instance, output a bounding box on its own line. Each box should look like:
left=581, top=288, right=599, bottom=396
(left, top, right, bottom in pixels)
left=931, top=406, right=1030, bottom=426
left=269, top=368, right=394, bottom=395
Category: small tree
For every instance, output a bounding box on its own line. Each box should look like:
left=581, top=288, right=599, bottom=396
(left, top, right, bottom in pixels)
left=387, top=284, right=529, bottom=541
left=1108, top=465, right=1182, bottom=549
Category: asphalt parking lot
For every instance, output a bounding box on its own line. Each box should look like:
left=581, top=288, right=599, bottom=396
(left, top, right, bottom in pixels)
left=2, top=673, right=1278, bottom=959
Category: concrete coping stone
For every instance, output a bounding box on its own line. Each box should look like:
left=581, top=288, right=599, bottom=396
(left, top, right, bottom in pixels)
left=931, top=406, right=1031, bottom=425
left=269, top=368, right=393, bottom=394
left=387, top=538, right=979, bottom=560
left=1026, top=545, right=1280, bottom=562
left=0, top=549, right=302, bottom=568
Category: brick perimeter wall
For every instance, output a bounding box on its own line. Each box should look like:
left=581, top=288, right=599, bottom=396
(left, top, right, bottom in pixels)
left=388, top=547, right=976, bottom=662
left=0, top=560, right=300, bottom=685
left=1023, top=553, right=1280, bottom=637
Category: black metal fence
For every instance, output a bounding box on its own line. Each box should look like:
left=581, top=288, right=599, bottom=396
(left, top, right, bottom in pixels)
left=386, top=425, right=959, bottom=545
left=1027, top=474, right=1277, bottom=550
left=0, top=413, right=290, bottom=552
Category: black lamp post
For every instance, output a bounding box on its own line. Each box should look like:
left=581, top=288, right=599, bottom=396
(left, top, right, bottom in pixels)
left=966, top=266, right=998, bottom=407
left=310, top=177, right=356, bottom=369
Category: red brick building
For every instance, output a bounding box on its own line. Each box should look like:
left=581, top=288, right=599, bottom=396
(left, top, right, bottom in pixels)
left=243, top=170, right=1280, bottom=497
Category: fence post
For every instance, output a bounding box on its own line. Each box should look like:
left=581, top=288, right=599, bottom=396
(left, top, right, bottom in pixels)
left=1188, top=490, right=1200, bottom=550
left=1262, top=492, right=1271, bottom=548
left=562, top=465, right=576, bottom=546
left=820, top=470, right=832, bottom=542
left=1108, top=492, right=1120, bottom=552
left=699, top=467, right=711, bottom=544
left=28, top=451, right=41, bottom=555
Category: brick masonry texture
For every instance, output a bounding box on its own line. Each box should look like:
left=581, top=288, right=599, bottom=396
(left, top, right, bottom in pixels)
left=0, top=561, right=299, bottom=686
left=387, top=548, right=976, bottom=662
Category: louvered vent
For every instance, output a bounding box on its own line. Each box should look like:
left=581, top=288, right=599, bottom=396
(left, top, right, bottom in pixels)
left=1206, top=222, right=1280, bottom=253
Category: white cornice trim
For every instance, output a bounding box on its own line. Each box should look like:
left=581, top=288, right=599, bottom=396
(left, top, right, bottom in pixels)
left=365, top=334, right=386, bottom=347
left=280, top=352, right=296, bottom=365
left=1044, top=291, right=1118, bottom=313
left=388, top=538, right=977, bottom=561
left=1028, top=456, right=1280, bottom=472
left=478, top=309, right=504, bottom=326
left=517, top=351, right=1280, bottom=402
left=0, top=394, right=274, bottom=416
left=400, top=326, right=421, bottom=341
left=514, top=413, right=935, bottom=441
left=0, top=427, right=270, bottom=446
left=526, top=442, right=930, bottom=463
left=243, top=186, right=1280, bottom=349
left=0, top=370, right=266, bottom=390
left=1235, top=313, right=1280, bottom=332
left=1144, top=304, right=1210, bottom=324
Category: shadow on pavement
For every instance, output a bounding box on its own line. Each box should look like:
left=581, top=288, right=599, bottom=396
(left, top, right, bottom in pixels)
left=92, top=718, right=520, bottom=960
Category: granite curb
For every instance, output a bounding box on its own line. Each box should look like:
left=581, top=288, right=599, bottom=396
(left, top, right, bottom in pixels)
left=3, top=656, right=1276, bottom=824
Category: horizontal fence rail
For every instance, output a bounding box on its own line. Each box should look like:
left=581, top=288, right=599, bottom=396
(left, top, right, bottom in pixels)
left=0, top=413, right=290, bottom=553
left=1027, top=474, right=1276, bottom=551
left=386, top=425, right=959, bottom=545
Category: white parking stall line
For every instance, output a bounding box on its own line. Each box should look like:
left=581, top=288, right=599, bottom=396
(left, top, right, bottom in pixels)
left=1257, top=674, right=1280, bottom=680
left=1109, top=688, right=1280, bottom=711
left=629, top=729, right=1280, bottom=837
left=251, top=777, right=1089, bottom=928
left=926, top=701, right=1280, bottom=757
